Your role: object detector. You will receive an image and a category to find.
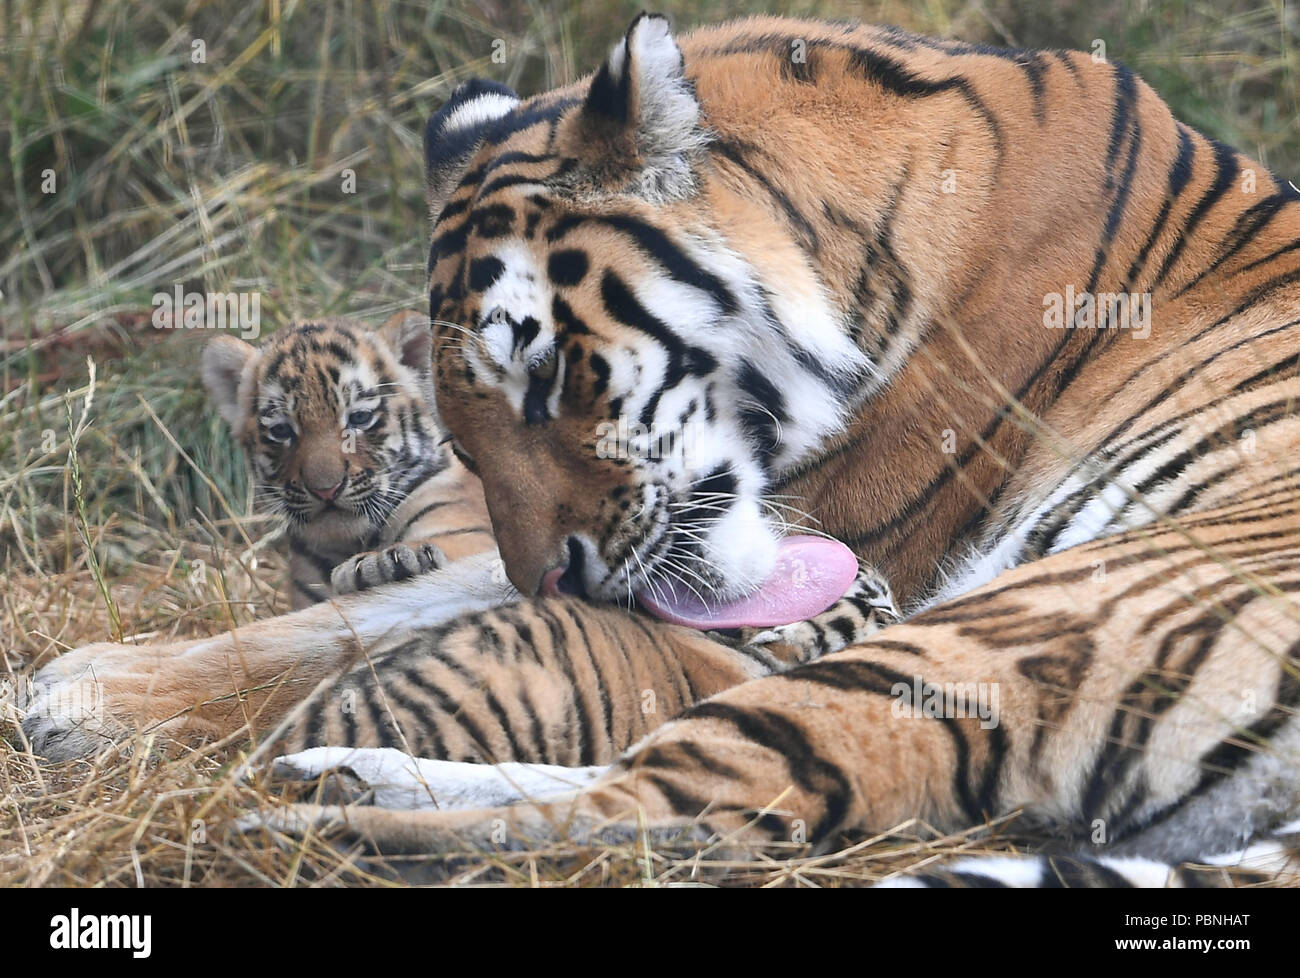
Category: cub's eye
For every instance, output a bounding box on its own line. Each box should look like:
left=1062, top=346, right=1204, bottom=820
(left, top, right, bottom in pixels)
left=265, top=422, right=295, bottom=444
left=346, top=409, right=376, bottom=430
left=484, top=307, right=509, bottom=327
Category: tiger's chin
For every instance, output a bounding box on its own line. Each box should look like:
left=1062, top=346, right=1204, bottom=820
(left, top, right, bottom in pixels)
left=636, top=499, right=781, bottom=604
left=284, top=499, right=384, bottom=547
left=687, top=502, right=781, bottom=602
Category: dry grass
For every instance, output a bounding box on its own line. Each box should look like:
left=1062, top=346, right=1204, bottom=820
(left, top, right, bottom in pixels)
left=2, top=0, right=1298, bottom=886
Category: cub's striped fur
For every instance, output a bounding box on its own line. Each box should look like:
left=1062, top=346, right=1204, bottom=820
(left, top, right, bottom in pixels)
left=25, top=14, right=1300, bottom=887
left=200, top=312, right=495, bottom=608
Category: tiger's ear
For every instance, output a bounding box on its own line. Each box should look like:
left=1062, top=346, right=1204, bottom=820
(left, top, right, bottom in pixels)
left=558, top=13, right=704, bottom=201
left=425, top=78, right=521, bottom=221
left=379, top=310, right=436, bottom=403
left=201, top=335, right=259, bottom=430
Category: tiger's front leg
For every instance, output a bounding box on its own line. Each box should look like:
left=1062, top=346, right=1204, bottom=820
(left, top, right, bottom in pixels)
left=329, top=542, right=448, bottom=597
left=18, top=551, right=516, bottom=760
left=262, top=495, right=1300, bottom=868
left=326, top=455, right=498, bottom=600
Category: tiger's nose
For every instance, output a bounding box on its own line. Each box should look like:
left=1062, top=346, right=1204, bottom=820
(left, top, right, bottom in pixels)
left=542, top=537, right=588, bottom=598
left=308, top=476, right=346, bottom=501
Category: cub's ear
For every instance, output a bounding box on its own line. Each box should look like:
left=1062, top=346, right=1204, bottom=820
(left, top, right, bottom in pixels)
left=379, top=310, right=435, bottom=403
left=425, top=78, right=520, bottom=222
left=201, top=335, right=258, bottom=430
left=558, top=13, right=704, bottom=201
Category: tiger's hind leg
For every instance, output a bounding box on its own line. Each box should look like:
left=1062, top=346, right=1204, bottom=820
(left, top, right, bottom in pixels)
left=263, top=582, right=898, bottom=768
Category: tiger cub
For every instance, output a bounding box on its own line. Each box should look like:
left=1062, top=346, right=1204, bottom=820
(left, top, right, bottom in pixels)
left=201, top=312, right=495, bottom=609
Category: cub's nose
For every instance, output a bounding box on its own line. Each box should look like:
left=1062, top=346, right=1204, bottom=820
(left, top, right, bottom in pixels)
left=307, top=476, right=346, bottom=501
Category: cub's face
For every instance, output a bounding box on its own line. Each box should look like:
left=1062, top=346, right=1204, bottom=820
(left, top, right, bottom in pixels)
left=427, top=18, right=867, bottom=602
left=202, top=314, right=441, bottom=543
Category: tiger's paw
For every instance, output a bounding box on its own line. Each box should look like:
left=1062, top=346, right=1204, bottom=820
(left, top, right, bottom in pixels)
left=741, top=563, right=899, bottom=661
left=250, top=746, right=606, bottom=812
left=330, top=543, right=446, bottom=597
left=15, top=643, right=157, bottom=760
left=14, top=636, right=218, bottom=761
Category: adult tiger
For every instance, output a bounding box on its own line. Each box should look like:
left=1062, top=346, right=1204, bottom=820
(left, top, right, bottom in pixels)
left=23, top=14, right=1300, bottom=885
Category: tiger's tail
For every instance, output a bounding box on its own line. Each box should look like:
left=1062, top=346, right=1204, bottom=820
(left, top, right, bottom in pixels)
left=878, top=820, right=1300, bottom=887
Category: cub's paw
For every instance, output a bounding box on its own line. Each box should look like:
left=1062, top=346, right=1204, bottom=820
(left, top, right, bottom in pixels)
left=742, top=564, right=900, bottom=662
left=330, top=543, right=446, bottom=597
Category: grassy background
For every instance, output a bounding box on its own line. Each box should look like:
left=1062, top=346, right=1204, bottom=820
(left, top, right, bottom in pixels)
left=0, top=0, right=1296, bottom=886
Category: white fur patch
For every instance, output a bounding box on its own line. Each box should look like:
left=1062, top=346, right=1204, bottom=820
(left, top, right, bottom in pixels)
left=925, top=433, right=1177, bottom=609
left=438, top=92, right=519, bottom=140
left=267, top=746, right=606, bottom=810
left=475, top=241, right=550, bottom=405
left=875, top=854, right=1176, bottom=887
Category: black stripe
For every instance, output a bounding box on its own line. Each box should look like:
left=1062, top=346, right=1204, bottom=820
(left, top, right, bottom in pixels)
left=791, top=657, right=1006, bottom=822
left=1151, top=139, right=1240, bottom=290
left=711, top=139, right=821, bottom=253
left=396, top=500, right=452, bottom=540
left=546, top=214, right=739, bottom=315
left=1173, top=191, right=1293, bottom=299
left=686, top=702, right=854, bottom=843
left=1125, top=125, right=1196, bottom=288
left=557, top=603, right=616, bottom=755
left=400, top=664, right=497, bottom=763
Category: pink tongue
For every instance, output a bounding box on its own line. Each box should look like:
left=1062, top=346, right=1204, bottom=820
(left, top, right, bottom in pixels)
left=633, top=535, right=858, bottom=629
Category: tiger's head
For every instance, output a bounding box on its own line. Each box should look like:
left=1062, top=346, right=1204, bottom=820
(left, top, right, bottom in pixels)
left=427, top=14, right=871, bottom=604
left=201, top=312, right=442, bottom=546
